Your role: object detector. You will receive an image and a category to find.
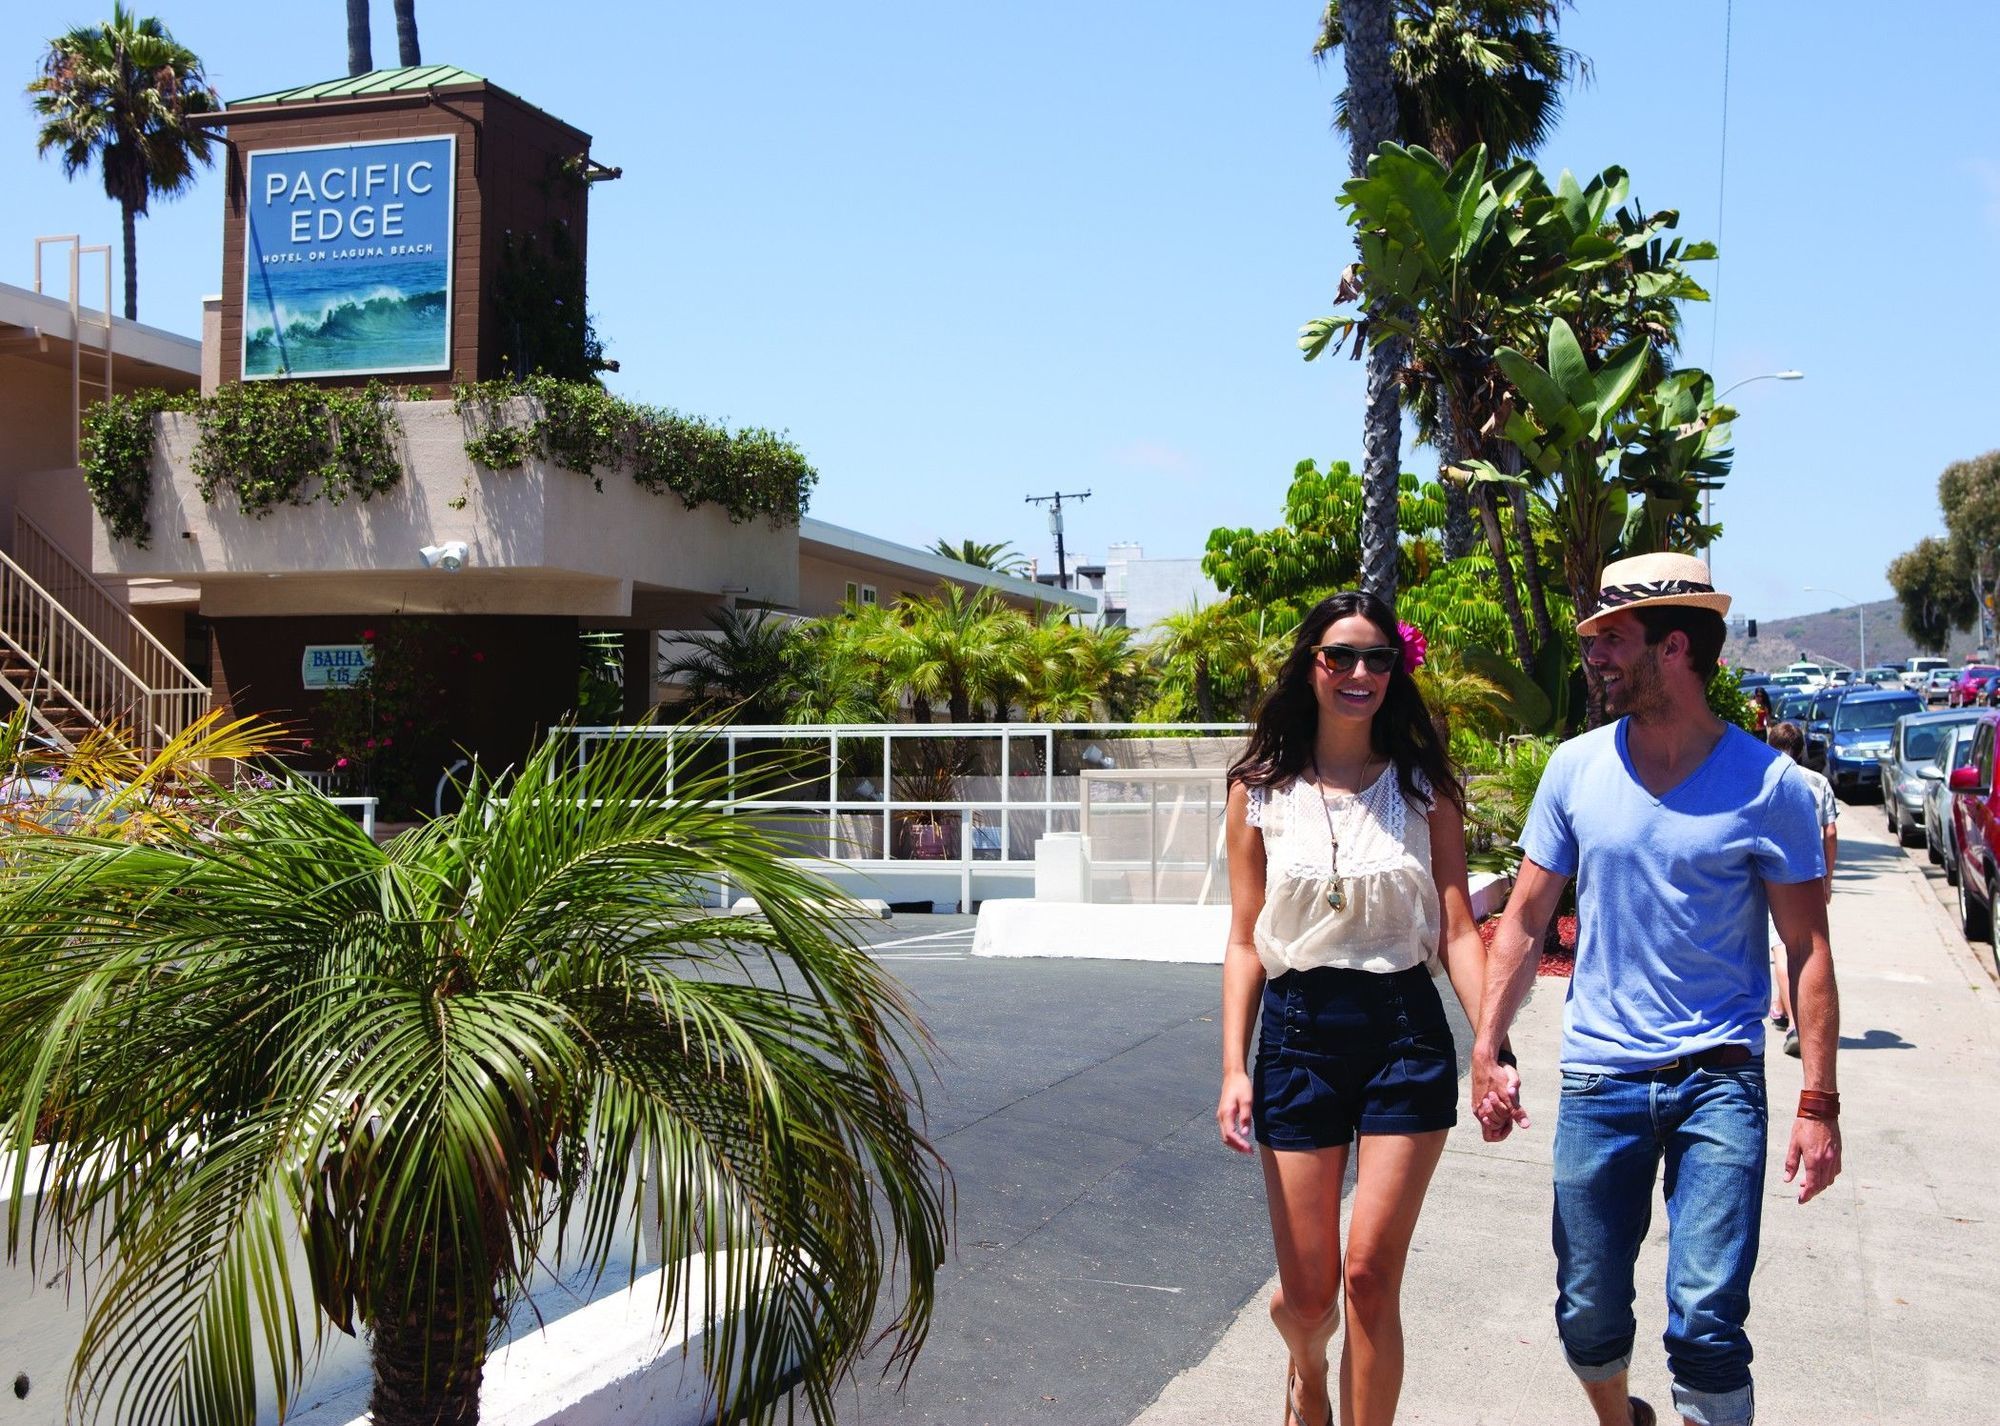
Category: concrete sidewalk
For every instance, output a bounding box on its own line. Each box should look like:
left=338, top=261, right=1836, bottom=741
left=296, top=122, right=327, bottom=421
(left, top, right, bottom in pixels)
left=1131, top=809, right=2000, bottom=1425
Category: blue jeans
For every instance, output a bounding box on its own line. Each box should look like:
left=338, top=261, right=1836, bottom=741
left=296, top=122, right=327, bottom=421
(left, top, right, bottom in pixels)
left=1552, top=1061, right=1767, bottom=1426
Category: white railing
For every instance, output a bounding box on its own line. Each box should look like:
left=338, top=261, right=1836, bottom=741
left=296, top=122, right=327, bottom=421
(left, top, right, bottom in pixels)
left=0, top=529, right=207, bottom=758
left=574, top=721, right=1251, bottom=909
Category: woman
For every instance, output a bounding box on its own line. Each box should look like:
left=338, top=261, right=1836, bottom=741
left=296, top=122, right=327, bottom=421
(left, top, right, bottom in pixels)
left=1751, top=686, right=1774, bottom=737
left=1215, top=591, right=1516, bottom=1426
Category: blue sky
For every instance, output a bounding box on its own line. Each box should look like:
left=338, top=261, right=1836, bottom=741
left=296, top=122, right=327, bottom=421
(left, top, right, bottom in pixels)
left=6, top=2, right=1993, bottom=623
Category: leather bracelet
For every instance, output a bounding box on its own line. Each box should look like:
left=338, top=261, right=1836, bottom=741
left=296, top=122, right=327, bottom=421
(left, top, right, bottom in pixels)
left=1796, top=1090, right=1840, bottom=1121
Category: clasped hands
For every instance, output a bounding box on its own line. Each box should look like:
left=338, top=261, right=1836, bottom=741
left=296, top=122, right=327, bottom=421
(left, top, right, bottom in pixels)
left=1470, top=1051, right=1530, bottom=1141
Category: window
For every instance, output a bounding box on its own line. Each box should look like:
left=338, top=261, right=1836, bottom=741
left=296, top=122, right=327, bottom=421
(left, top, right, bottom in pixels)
left=844, top=581, right=858, bottom=605
left=859, top=584, right=878, bottom=606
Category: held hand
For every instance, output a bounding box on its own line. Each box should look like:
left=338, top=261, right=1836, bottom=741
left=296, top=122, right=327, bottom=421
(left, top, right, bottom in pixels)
left=1470, top=1056, right=1529, bottom=1142
left=1784, top=1115, right=1842, bottom=1203
left=1217, top=1070, right=1255, bottom=1154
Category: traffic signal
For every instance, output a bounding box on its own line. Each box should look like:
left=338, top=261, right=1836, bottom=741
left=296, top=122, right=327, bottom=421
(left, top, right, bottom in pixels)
left=1747, top=619, right=1759, bottom=640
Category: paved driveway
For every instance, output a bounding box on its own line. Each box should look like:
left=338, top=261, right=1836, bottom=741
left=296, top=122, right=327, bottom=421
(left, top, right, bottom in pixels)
left=800, top=916, right=1369, bottom=1425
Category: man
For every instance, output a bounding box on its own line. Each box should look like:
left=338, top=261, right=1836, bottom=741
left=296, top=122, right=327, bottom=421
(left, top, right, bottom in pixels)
left=1471, top=553, right=1843, bottom=1426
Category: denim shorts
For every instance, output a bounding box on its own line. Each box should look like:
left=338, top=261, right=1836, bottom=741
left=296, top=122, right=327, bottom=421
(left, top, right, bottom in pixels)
left=1253, top=963, right=1459, bottom=1149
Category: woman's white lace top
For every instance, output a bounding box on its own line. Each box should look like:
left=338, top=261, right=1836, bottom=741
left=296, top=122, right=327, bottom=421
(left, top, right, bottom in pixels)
left=1244, top=766, right=1439, bottom=978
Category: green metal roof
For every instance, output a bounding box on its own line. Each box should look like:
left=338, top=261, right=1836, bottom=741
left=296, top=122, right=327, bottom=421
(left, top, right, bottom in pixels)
left=229, top=65, right=484, bottom=107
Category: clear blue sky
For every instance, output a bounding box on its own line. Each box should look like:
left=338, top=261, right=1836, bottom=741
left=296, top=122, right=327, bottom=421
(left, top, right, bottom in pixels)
left=6, top=1, right=1993, bottom=624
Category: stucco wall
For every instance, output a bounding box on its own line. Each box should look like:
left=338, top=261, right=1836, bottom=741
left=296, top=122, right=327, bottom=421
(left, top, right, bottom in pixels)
left=92, top=400, right=799, bottom=616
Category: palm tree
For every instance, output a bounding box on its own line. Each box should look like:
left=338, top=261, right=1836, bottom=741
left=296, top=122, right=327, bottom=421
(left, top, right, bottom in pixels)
left=1314, top=0, right=1404, bottom=605
left=929, top=538, right=1031, bottom=576
left=0, top=728, right=947, bottom=1426
left=870, top=586, right=1019, bottom=724
left=392, top=0, right=422, bottom=66
left=1314, top=2, right=1585, bottom=567
left=660, top=607, right=802, bottom=724
left=345, top=0, right=371, bottom=74
left=29, top=5, right=220, bottom=322
left=1149, top=601, right=1268, bottom=723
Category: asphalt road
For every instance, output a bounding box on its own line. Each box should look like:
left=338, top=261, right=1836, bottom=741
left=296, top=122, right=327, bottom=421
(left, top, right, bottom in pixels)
left=799, top=914, right=1475, bottom=1426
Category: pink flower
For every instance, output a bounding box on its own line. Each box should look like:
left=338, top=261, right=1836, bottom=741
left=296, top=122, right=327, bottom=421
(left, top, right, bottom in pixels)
left=365, top=739, right=376, bottom=749
left=472, top=651, right=486, bottom=663
left=301, top=738, right=313, bottom=749
left=1397, top=620, right=1428, bottom=674
left=380, top=736, right=393, bottom=748
left=335, top=756, right=350, bottom=769
left=361, top=628, right=377, bottom=641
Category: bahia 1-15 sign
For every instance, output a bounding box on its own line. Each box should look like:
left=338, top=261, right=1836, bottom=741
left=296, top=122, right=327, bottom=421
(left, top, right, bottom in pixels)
left=242, top=135, right=455, bottom=380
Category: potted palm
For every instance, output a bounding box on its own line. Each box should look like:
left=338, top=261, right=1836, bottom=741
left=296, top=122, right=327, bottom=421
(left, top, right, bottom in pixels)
left=0, top=723, right=947, bottom=1426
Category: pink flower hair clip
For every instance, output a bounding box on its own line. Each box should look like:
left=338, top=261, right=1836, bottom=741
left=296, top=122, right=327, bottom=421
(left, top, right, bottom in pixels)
left=1397, top=620, right=1428, bottom=674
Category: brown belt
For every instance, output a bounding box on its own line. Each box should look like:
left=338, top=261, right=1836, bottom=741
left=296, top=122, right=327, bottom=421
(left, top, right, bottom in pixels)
left=1639, top=1043, right=1754, bottom=1075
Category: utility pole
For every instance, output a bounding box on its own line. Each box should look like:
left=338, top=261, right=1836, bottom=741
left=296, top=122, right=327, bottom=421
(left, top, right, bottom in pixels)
left=1025, top=489, right=1091, bottom=590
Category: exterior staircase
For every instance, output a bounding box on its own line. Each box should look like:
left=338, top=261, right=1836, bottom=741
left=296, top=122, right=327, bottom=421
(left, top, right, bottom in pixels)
left=0, top=513, right=209, bottom=757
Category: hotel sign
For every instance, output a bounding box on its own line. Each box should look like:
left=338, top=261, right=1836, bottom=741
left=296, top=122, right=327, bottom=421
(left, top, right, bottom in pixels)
left=302, top=644, right=373, bottom=689
left=242, top=135, right=455, bottom=380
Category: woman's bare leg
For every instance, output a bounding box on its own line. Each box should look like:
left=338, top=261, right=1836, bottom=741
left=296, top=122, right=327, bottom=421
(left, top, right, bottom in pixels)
left=1261, top=1143, right=1351, bottom=1424
left=1338, top=1129, right=1449, bottom=1426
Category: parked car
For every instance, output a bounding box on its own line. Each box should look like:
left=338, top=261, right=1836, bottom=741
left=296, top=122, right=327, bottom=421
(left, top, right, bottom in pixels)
left=1949, top=665, right=2000, bottom=707
left=1801, top=686, right=1855, bottom=771
left=1823, top=689, right=1924, bottom=799
left=1773, top=689, right=1815, bottom=724
left=1862, top=665, right=1906, bottom=688
left=1883, top=709, right=1984, bottom=845
left=1926, top=668, right=1960, bottom=703
left=1925, top=722, right=1980, bottom=882
left=1906, top=655, right=1948, bottom=681
left=1950, top=715, right=2000, bottom=969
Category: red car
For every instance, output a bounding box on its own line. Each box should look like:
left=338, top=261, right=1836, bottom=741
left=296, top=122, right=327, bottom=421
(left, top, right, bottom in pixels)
left=1949, top=712, right=2000, bottom=974
left=1950, top=666, right=2000, bottom=707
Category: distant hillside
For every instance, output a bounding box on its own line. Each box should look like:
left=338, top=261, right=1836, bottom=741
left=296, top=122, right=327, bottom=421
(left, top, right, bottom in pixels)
left=1723, top=599, right=1987, bottom=674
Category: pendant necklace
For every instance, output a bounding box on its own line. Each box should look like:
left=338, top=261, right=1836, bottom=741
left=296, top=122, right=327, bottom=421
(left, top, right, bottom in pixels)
left=1310, top=756, right=1355, bottom=913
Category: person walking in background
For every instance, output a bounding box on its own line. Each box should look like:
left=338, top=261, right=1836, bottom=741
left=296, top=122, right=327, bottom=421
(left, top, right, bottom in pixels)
left=1764, top=720, right=1837, bottom=1056
left=1750, top=687, right=1773, bottom=737
left=1216, top=591, right=1517, bottom=1426
left=1470, top=554, right=1843, bottom=1426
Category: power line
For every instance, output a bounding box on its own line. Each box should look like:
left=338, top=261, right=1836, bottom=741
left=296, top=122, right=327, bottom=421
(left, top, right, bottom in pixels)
left=1024, top=489, right=1091, bottom=590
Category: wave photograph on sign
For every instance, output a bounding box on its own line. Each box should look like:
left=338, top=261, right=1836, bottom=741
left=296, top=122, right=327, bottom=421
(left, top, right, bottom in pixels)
left=242, top=135, right=454, bottom=379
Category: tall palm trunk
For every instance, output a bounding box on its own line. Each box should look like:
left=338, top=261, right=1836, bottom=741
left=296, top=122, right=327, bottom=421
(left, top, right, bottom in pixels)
left=119, top=199, right=137, bottom=320
left=346, top=0, right=373, bottom=75
left=1341, top=0, right=1404, bottom=606
left=1433, top=405, right=1478, bottom=560
left=1472, top=484, right=1535, bottom=670
left=393, top=0, right=422, bottom=66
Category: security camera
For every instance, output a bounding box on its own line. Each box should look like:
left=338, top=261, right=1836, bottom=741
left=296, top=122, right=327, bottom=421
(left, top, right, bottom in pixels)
left=420, top=541, right=468, bottom=572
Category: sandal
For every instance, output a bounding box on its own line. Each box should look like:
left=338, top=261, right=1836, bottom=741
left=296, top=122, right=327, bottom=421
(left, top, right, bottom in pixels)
left=1628, top=1398, right=1657, bottom=1426
left=1284, top=1364, right=1332, bottom=1426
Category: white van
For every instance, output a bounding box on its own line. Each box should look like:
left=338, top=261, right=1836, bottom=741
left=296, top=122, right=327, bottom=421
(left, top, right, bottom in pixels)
left=1905, top=656, right=1947, bottom=678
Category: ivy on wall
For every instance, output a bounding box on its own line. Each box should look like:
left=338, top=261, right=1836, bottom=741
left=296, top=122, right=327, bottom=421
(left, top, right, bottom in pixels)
left=81, top=377, right=815, bottom=544
left=454, top=374, right=817, bottom=526
left=81, top=388, right=183, bottom=546
left=191, top=380, right=405, bottom=519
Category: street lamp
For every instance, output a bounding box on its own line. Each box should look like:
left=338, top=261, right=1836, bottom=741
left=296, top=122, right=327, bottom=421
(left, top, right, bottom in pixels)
left=1804, top=584, right=1866, bottom=674
left=1706, top=371, right=1804, bottom=582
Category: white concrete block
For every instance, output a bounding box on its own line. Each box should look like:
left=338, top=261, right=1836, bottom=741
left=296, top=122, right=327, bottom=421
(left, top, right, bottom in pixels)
left=1468, top=871, right=1513, bottom=921
left=1031, top=832, right=1092, bottom=903
left=972, top=900, right=1231, bottom=963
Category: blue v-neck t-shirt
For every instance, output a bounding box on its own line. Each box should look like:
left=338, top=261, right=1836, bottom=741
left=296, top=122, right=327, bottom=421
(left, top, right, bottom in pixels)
left=1519, top=720, right=1825, bottom=1072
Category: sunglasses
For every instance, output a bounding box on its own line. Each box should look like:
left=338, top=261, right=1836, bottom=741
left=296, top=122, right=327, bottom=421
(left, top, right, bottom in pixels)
left=1311, top=643, right=1399, bottom=675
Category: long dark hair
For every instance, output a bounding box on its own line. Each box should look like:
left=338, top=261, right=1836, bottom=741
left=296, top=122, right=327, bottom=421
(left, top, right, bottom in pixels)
left=1228, top=590, right=1464, bottom=810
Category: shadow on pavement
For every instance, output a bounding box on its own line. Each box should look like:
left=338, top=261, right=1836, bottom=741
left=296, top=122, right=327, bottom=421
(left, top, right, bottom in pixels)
left=1837, top=1027, right=1915, bottom=1051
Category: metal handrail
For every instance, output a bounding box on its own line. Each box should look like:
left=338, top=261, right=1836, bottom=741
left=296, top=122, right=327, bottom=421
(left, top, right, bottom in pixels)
left=0, top=540, right=203, bottom=756
left=576, top=721, right=1251, bottom=908
left=14, top=513, right=208, bottom=697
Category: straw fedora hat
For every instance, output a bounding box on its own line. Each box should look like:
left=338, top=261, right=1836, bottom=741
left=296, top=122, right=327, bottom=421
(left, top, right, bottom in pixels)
left=1576, top=552, right=1731, bottom=635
